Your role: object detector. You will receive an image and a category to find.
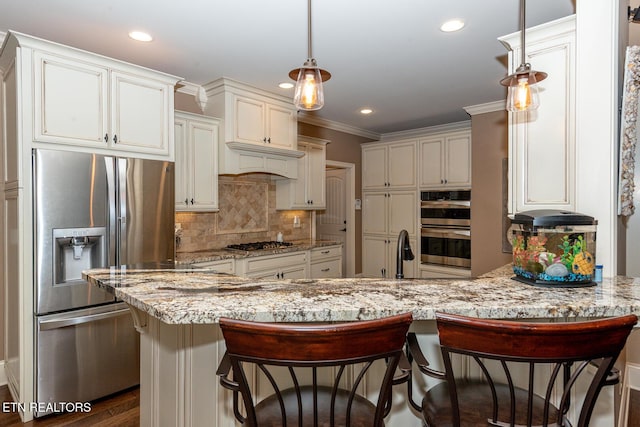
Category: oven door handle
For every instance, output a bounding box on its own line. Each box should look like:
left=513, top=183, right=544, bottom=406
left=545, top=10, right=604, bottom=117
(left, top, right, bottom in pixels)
left=421, top=200, right=470, bottom=208
left=421, top=228, right=471, bottom=239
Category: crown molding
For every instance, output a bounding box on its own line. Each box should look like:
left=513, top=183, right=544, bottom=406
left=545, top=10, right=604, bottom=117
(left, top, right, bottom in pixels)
left=175, top=81, right=207, bottom=112
left=380, top=120, right=471, bottom=141
left=463, top=100, right=506, bottom=116
left=297, top=113, right=381, bottom=140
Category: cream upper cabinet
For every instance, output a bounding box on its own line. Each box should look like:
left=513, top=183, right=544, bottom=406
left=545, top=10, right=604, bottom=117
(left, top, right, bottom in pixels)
left=419, top=130, right=471, bottom=189
left=205, top=78, right=297, bottom=150
left=275, top=137, right=327, bottom=210
left=233, top=94, right=295, bottom=149
left=499, top=16, right=576, bottom=214
left=32, top=50, right=178, bottom=160
left=174, top=111, right=219, bottom=212
left=362, top=140, right=417, bottom=190
left=204, top=78, right=302, bottom=178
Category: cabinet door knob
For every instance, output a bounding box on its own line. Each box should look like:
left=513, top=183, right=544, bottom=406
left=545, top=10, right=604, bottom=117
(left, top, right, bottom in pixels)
left=267, top=137, right=271, bottom=144
left=104, top=133, right=109, bottom=143
left=190, top=198, right=194, bottom=204
left=263, top=137, right=267, bottom=143
left=113, top=134, right=118, bottom=144
left=184, top=198, right=189, bottom=205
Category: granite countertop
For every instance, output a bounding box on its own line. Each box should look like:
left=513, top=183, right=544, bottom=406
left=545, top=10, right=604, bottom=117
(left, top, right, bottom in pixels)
left=83, top=264, right=640, bottom=325
left=175, top=240, right=340, bottom=264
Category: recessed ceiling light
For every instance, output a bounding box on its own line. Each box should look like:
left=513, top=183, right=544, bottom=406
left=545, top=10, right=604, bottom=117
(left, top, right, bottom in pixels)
left=128, top=31, right=153, bottom=42
left=440, top=19, right=465, bottom=32
left=279, top=82, right=294, bottom=89
left=360, top=108, right=373, bottom=115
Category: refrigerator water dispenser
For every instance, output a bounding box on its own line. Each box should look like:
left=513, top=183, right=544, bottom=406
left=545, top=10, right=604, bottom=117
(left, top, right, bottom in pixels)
left=53, top=227, right=107, bottom=285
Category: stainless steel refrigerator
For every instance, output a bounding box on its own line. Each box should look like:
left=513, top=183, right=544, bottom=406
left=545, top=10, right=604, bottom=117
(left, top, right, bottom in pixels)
left=33, top=148, right=174, bottom=416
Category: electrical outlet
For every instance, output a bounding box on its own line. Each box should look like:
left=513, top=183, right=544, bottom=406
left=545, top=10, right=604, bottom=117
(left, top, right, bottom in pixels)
left=293, top=216, right=301, bottom=228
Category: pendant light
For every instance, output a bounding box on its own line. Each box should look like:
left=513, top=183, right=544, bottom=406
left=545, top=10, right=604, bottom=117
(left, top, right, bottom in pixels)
left=289, top=0, right=330, bottom=111
left=500, top=0, right=547, bottom=112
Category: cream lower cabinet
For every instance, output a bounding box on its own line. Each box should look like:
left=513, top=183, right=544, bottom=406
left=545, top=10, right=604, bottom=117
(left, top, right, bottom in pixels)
left=419, top=130, right=471, bottom=189
left=239, top=252, right=308, bottom=280
left=191, top=259, right=235, bottom=275
left=276, top=137, right=327, bottom=210
left=192, top=247, right=343, bottom=280
left=174, top=112, right=220, bottom=211
left=31, top=47, right=178, bottom=160
left=362, top=234, right=417, bottom=279
left=362, top=190, right=417, bottom=278
left=310, top=245, right=342, bottom=278
left=362, top=140, right=417, bottom=190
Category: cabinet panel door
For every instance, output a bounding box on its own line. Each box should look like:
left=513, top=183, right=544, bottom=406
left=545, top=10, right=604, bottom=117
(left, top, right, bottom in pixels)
left=388, top=142, right=417, bottom=187
left=388, top=191, right=417, bottom=237
left=111, top=71, right=171, bottom=156
left=174, top=119, right=189, bottom=210
left=419, top=139, right=444, bottom=187
left=190, top=121, right=219, bottom=210
left=266, top=104, right=296, bottom=149
left=362, top=235, right=389, bottom=278
left=234, top=95, right=265, bottom=144
left=362, top=146, right=387, bottom=189
left=310, top=258, right=342, bottom=278
left=33, top=51, right=108, bottom=146
left=362, top=192, right=388, bottom=234
left=445, top=134, right=471, bottom=187
left=306, top=144, right=326, bottom=207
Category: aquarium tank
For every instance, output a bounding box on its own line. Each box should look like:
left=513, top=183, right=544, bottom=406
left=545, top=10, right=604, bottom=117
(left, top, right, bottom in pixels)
left=511, top=210, right=597, bottom=286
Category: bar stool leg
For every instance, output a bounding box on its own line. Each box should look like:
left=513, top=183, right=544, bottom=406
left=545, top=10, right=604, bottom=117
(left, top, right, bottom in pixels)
left=618, top=362, right=640, bottom=427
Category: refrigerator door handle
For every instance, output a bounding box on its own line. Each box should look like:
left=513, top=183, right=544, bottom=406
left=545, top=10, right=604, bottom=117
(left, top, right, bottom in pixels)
left=38, top=308, right=131, bottom=331
left=105, top=157, right=117, bottom=266
left=117, top=157, right=128, bottom=266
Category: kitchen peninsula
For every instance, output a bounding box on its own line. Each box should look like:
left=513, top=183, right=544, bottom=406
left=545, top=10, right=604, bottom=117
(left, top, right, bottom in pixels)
left=83, top=265, right=640, bottom=426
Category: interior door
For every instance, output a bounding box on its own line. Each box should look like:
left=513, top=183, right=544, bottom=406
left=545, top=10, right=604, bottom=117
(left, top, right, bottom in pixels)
left=317, top=168, right=347, bottom=276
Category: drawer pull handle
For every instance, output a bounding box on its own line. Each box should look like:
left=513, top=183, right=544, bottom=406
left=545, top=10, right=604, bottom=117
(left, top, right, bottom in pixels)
left=321, top=268, right=330, bottom=272
left=321, top=250, right=330, bottom=254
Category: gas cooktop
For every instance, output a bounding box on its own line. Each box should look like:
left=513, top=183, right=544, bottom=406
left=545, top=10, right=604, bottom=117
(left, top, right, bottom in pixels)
left=225, top=241, right=293, bottom=251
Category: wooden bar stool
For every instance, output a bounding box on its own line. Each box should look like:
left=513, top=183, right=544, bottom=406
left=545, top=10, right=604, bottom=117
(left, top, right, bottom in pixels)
left=217, top=313, right=412, bottom=427
left=406, top=312, right=637, bottom=427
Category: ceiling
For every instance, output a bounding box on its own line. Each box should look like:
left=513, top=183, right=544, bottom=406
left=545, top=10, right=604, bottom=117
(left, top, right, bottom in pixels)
left=0, top=0, right=575, bottom=135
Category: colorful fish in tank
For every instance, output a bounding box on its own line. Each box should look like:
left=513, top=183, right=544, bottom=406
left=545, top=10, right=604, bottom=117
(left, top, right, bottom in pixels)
left=512, top=233, right=594, bottom=284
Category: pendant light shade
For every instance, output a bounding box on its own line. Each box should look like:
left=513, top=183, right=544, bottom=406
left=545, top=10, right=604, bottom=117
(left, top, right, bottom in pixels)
left=289, top=0, right=330, bottom=111
left=500, top=0, right=547, bottom=112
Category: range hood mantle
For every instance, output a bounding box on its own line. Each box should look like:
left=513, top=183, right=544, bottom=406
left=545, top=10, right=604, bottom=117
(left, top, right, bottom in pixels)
left=227, top=142, right=304, bottom=159
left=220, top=141, right=304, bottom=178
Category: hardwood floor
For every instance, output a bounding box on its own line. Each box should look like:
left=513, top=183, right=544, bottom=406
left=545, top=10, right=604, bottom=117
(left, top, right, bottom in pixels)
left=0, top=385, right=139, bottom=426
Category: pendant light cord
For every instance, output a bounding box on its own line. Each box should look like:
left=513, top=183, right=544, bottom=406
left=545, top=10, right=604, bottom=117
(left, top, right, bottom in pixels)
left=307, top=0, right=313, bottom=59
left=520, top=0, right=526, bottom=65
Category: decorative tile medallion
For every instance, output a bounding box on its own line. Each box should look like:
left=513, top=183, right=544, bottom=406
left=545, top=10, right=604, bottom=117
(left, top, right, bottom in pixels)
left=217, top=180, right=269, bottom=234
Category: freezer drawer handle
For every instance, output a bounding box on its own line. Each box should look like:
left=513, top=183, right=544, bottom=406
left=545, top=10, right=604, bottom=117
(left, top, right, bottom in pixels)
left=39, top=308, right=131, bottom=331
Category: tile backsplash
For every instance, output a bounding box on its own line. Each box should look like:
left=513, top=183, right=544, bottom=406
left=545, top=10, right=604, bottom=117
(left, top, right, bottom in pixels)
left=175, top=174, right=311, bottom=253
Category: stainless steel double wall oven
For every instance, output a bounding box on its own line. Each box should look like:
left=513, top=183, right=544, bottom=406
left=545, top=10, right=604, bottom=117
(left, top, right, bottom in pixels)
left=420, top=190, right=471, bottom=269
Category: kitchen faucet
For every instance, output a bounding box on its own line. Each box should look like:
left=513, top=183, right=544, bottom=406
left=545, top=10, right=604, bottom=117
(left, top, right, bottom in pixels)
left=396, top=229, right=415, bottom=279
